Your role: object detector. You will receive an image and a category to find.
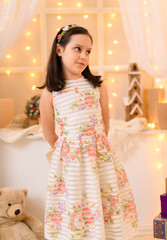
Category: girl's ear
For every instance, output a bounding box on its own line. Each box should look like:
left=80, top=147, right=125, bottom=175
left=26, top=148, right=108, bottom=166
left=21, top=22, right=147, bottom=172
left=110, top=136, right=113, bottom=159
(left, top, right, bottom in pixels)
left=56, top=44, right=63, bottom=56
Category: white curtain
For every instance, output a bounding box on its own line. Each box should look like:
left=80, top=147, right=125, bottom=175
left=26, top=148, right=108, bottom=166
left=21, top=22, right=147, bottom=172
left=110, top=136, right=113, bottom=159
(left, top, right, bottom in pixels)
left=118, top=0, right=167, bottom=79
left=0, top=0, right=44, bottom=60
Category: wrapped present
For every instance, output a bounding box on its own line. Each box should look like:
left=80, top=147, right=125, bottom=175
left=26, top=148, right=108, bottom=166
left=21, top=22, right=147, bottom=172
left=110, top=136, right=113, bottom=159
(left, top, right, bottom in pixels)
left=161, top=194, right=167, bottom=218
left=153, top=213, right=167, bottom=239
left=160, top=179, right=167, bottom=218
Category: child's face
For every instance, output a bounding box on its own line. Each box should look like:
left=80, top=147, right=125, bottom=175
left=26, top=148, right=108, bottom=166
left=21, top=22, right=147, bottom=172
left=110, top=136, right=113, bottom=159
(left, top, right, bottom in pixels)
left=57, top=34, right=92, bottom=80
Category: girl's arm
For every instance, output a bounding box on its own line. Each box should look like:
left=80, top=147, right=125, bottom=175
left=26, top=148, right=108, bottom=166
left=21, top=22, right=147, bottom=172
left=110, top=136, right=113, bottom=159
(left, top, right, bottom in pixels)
left=99, top=81, right=110, bottom=137
left=40, top=88, right=58, bottom=148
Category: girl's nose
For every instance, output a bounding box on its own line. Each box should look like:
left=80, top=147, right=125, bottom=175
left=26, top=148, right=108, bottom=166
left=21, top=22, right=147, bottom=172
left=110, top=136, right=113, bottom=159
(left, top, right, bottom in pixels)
left=80, top=51, right=86, bottom=59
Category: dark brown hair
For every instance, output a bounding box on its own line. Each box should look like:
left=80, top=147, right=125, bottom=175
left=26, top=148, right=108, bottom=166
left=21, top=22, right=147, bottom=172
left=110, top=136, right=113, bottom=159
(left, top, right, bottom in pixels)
left=39, top=25, right=102, bottom=92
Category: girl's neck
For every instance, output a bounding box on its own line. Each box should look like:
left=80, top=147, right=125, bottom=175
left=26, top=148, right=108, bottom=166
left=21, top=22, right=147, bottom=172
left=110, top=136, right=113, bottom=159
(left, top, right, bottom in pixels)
left=65, top=74, right=83, bottom=80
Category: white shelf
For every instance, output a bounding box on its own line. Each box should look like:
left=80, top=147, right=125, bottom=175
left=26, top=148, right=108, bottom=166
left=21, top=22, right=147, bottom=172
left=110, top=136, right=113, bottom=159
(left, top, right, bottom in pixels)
left=142, top=129, right=167, bottom=134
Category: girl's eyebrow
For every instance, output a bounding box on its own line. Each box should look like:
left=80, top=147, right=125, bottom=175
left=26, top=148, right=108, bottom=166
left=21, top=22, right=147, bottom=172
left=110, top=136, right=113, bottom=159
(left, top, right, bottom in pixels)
left=74, top=44, right=92, bottom=50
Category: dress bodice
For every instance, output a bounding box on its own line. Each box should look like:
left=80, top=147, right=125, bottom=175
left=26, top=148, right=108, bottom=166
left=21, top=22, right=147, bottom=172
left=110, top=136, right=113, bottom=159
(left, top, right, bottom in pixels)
left=52, top=77, right=104, bottom=136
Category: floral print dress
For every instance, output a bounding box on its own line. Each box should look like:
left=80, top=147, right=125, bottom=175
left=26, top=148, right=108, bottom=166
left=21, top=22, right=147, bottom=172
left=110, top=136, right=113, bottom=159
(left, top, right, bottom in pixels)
left=44, top=76, right=138, bottom=240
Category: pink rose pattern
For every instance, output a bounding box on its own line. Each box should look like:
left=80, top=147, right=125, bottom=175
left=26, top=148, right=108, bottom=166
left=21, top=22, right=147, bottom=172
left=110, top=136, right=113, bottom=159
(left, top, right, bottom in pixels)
left=101, top=184, right=138, bottom=228
left=45, top=201, right=66, bottom=238
left=101, top=185, right=120, bottom=224
left=122, top=196, right=138, bottom=228
left=48, top=175, right=69, bottom=197
left=46, top=175, right=138, bottom=238
left=68, top=192, right=100, bottom=239
left=46, top=187, right=100, bottom=239
left=56, top=131, right=115, bottom=173
left=116, top=168, right=129, bottom=187
left=71, top=88, right=99, bottom=111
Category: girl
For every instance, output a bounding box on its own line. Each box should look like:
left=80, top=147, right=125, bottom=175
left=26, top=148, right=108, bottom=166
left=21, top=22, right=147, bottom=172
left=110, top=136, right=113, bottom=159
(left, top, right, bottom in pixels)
left=40, top=24, right=138, bottom=240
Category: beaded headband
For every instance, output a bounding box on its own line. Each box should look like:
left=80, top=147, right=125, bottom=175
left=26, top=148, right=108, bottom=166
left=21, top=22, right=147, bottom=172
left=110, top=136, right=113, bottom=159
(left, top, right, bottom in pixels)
left=57, top=24, right=80, bottom=43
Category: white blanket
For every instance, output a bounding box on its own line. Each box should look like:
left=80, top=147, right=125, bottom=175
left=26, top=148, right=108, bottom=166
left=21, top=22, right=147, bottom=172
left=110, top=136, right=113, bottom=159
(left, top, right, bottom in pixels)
left=108, top=117, right=147, bottom=157
left=0, top=114, right=43, bottom=143
left=0, top=114, right=147, bottom=159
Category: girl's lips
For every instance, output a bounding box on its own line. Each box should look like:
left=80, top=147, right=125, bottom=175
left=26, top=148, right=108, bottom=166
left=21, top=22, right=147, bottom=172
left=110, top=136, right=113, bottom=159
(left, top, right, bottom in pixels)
left=76, top=62, right=85, bottom=66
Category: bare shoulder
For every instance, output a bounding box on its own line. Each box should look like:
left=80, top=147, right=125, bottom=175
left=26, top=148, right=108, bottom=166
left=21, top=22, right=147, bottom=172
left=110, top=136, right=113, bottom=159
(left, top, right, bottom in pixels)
left=40, top=87, right=53, bottom=107
left=41, top=88, right=52, bottom=101
left=99, top=81, right=108, bottom=95
left=41, top=87, right=52, bottom=98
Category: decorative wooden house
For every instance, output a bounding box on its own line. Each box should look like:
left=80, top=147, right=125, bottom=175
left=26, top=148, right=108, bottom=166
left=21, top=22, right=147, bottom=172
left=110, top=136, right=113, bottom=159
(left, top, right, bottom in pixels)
left=123, top=63, right=143, bottom=121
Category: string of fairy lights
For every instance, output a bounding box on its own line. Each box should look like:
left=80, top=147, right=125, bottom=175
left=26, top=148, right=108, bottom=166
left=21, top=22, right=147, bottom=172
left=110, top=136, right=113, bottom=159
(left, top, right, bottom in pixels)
left=155, top=133, right=166, bottom=172
left=5, top=16, right=38, bottom=91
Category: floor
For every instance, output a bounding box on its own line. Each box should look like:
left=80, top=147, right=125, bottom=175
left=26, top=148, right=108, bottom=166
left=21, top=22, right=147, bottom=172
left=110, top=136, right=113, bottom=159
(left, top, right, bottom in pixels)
left=38, top=235, right=155, bottom=240
left=132, top=235, right=154, bottom=240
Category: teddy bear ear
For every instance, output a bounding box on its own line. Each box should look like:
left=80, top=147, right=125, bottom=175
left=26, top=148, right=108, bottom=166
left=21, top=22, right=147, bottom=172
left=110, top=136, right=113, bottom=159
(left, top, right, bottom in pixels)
left=22, top=189, right=28, bottom=197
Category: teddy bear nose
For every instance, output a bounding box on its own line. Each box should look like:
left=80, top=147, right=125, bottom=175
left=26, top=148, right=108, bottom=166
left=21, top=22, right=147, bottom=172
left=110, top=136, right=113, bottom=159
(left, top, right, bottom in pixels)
left=15, top=209, right=20, bottom=215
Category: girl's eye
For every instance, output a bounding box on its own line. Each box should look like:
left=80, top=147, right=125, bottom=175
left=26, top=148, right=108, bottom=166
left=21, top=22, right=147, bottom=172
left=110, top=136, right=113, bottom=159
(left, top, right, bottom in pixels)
left=75, top=47, right=81, bottom=52
left=86, top=50, right=91, bottom=55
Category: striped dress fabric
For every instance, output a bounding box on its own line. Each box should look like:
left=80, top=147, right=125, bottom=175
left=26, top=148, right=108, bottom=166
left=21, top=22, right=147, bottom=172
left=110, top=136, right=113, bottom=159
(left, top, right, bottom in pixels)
left=44, top=76, right=138, bottom=240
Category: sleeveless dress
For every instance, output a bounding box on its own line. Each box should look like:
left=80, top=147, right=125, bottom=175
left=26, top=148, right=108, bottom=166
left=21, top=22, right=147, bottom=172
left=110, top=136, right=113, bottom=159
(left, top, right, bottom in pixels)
left=44, top=76, right=138, bottom=240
